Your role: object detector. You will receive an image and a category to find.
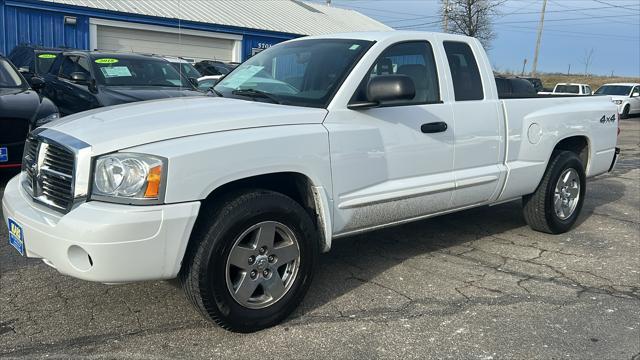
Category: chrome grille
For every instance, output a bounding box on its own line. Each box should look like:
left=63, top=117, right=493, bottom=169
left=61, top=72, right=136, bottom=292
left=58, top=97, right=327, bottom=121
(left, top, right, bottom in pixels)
left=22, top=133, right=79, bottom=212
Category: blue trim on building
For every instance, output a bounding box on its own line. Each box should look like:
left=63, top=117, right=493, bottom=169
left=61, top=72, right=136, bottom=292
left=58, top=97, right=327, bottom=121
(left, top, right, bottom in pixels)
left=1, top=0, right=300, bottom=59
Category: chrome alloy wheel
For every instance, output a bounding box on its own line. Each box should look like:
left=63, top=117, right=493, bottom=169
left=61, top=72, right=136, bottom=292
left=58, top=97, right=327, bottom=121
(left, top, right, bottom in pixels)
left=225, top=221, right=301, bottom=309
left=554, top=168, right=581, bottom=220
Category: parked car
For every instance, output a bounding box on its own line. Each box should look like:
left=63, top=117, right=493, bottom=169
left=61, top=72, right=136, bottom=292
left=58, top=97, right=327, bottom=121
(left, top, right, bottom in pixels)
left=40, top=51, right=203, bottom=115
left=7, top=45, right=64, bottom=85
left=495, top=76, right=537, bottom=97
left=194, top=60, right=238, bottom=77
left=2, top=32, right=619, bottom=332
left=539, top=83, right=593, bottom=95
left=594, top=83, right=640, bottom=119
left=155, top=55, right=202, bottom=81
left=519, top=77, right=544, bottom=93
left=0, top=55, right=59, bottom=169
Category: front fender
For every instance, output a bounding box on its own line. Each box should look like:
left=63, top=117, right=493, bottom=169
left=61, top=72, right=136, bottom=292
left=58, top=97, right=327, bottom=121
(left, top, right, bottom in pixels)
left=124, top=124, right=333, bottom=205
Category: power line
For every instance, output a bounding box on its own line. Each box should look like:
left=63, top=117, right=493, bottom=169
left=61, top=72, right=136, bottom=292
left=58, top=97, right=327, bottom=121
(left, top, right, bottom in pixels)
left=592, top=0, right=640, bottom=11
left=495, top=13, right=639, bottom=25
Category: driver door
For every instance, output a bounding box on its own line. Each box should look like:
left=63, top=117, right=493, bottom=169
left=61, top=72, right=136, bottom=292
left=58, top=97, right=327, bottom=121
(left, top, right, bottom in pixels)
left=57, top=55, right=95, bottom=115
left=324, top=41, right=455, bottom=236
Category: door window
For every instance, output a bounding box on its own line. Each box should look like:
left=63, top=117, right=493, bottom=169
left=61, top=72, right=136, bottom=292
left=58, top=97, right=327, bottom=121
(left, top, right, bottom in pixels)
left=351, top=41, right=440, bottom=105
left=59, top=56, right=91, bottom=80
left=443, top=41, right=484, bottom=101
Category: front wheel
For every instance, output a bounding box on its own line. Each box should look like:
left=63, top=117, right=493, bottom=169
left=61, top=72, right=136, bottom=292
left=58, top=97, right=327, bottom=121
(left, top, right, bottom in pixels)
left=522, top=151, right=586, bottom=234
left=621, top=105, right=630, bottom=120
left=180, top=189, right=319, bottom=332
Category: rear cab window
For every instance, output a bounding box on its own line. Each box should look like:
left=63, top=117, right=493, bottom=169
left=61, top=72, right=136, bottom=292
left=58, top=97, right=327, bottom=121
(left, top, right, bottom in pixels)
left=443, top=41, right=484, bottom=101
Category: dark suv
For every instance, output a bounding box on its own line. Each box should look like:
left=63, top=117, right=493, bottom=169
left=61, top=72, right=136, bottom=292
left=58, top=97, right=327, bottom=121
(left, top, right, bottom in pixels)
left=194, top=60, right=239, bottom=77
left=41, top=51, right=204, bottom=116
left=0, top=55, right=59, bottom=169
left=519, top=77, right=544, bottom=93
left=7, top=45, right=64, bottom=85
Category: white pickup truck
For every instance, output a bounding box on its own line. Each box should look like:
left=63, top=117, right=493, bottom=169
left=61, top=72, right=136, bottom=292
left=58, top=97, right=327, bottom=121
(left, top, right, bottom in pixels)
left=2, top=31, right=619, bottom=332
left=539, top=82, right=593, bottom=96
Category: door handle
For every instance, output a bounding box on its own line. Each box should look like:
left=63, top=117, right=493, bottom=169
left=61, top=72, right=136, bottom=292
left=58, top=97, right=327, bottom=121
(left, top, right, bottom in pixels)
left=421, top=122, right=448, bottom=133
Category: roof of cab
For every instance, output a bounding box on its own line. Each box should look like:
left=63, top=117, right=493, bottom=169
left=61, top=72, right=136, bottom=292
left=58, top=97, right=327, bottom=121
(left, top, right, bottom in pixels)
left=295, top=30, right=472, bottom=42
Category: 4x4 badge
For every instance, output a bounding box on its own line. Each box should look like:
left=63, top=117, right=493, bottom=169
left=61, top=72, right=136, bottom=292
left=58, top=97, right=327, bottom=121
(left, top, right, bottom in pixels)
left=600, top=114, right=616, bottom=124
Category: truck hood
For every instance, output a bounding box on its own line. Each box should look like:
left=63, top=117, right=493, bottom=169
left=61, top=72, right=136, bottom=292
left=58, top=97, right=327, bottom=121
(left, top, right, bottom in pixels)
left=97, top=86, right=204, bottom=106
left=42, top=96, right=328, bottom=155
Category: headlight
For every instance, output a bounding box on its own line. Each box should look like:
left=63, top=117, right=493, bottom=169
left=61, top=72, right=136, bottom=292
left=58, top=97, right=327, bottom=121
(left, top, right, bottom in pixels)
left=613, top=100, right=623, bottom=105
left=91, top=153, right=166, bottom=204
left=35, top=112, right=60, bottom=127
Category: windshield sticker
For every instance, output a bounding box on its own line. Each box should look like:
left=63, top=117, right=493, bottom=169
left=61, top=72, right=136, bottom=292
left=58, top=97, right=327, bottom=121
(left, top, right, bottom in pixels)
left=218, top=65, right=264, bottom=88
left=95, top=58, right=119, bottom=64
left=349, top=44, right=361, bottom=50
left=100, top=66, right=132, bottom=78
left=38, top=54, right=57, bottom=59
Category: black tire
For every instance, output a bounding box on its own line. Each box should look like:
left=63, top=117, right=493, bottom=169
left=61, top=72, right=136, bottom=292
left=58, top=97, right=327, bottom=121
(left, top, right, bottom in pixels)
left=180, top=189, right=319, bottom=332
left=621, top=105, right=630, bottom=120
left=522, top=151, right=586, bottom=234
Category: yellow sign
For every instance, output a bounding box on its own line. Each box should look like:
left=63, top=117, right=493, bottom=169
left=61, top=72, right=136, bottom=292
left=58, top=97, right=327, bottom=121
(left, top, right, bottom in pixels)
left=38, top=54, right=57, bottom=59
left=95, top=58, right=119, bottom=64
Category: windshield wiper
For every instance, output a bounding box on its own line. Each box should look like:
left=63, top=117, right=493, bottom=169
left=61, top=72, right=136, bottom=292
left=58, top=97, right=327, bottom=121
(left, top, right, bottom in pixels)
left=231, top=89, right=282, bottom=104
left=210, top=88, right=224, bottom=97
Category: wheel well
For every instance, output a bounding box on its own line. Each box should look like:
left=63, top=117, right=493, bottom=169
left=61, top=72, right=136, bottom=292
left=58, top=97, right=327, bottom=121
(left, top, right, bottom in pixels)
left=553, top=136, right=589, bottom=168
left=202, top=172, right=316, bottom=214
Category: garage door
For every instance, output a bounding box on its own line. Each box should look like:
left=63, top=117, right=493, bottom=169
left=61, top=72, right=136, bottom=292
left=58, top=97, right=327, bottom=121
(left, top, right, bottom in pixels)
left=96, top=25, right=235, bottom=62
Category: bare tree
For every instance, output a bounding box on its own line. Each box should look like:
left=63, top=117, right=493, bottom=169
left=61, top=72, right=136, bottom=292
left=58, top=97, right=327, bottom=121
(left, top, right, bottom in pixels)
left=581, top=48, right=595, bottom=77
left=441, top=0, right=505, bottom=49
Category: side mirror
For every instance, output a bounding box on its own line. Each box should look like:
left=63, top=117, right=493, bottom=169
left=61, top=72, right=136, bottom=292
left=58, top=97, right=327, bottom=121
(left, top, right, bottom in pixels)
left=18, top=66, right=30, bottom=74
left=632, top=92, right=639, bottom=97
left=70, top=72, right=89, bottom=84
left=30, top=76, right=46, bottom=90
left=188, top=77, right=199, bottom=88
left=349, top=75, right=416, bottom=109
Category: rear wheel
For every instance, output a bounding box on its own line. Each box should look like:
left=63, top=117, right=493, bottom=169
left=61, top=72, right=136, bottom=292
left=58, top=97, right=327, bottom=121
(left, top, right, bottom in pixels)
left=522, top=151, right=586, bottom=234
left=180, top=189, right=319, bottom=332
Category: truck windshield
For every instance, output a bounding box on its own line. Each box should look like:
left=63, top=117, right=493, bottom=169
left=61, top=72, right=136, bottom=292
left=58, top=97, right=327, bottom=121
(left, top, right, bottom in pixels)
left=93, top=57, right=192, bottom=88
left=595, top=85, right=633, bottom=96
left=555, top=85, right=579, bottom=93
left=214, top=39, right=374, bottom=108
left=0, top=59, right=25, bottom=88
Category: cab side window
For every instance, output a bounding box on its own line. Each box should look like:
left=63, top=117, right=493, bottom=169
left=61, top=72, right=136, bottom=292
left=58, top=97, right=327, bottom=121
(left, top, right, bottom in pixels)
left=443, top=41, right=484, bottom=101
left=351, top=41, right=440, bottom=105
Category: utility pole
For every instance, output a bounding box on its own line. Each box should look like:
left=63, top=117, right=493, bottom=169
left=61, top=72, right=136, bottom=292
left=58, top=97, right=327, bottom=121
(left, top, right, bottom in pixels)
left=567, top=64, right=571, bottom=75
left=521, top=58, right=527, bottom=76
left=531, top=0, right=547, bottom=77
left=443, top=0, right=450, bottom=32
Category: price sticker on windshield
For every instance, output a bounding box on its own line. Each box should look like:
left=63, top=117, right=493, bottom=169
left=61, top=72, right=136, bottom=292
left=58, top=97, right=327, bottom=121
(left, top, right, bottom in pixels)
left=218, top=65, right=264, bottom=88
left=38, top=54, right=57, bottom=59
left=100, top=66, right=132, bottom=78
left=95, top=58, right=119, bottom=64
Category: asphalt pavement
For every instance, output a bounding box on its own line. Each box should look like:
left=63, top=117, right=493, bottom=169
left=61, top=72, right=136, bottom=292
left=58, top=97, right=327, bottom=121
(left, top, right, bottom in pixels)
left=1, top=119, right=638, bottom=360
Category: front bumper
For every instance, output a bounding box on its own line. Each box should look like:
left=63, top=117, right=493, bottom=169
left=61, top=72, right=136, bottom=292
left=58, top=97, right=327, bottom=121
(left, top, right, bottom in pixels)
left=2, top=173, right=200, bottom=283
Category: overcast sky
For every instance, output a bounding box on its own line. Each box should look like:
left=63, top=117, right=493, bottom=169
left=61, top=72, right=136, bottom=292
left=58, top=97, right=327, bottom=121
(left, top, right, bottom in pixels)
left=309, top=0, right=640, bottom=77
